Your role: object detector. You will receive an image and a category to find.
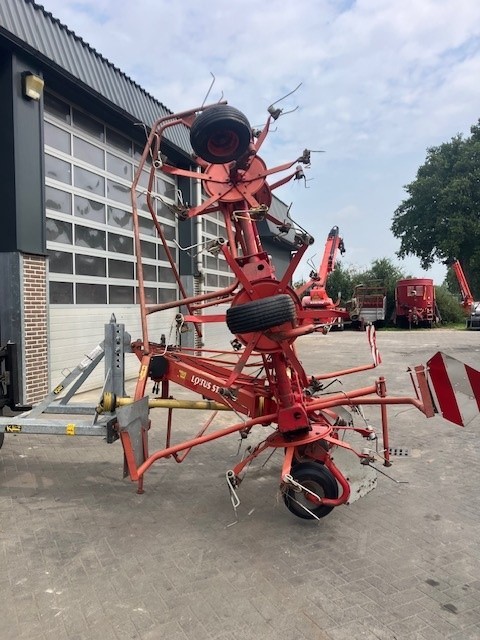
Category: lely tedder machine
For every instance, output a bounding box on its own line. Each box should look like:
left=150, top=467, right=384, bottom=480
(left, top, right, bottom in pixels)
left=1, top=100, right=479, bottom=521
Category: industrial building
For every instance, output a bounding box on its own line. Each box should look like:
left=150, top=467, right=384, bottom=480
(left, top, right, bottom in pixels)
left=0, top=0, right=297, bottom=404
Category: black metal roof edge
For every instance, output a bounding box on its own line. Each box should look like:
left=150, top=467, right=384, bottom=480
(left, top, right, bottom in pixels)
left=25, top=0, right=173, bottom=117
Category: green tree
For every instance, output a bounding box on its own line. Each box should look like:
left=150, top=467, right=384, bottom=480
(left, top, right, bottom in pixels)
left=391, top=120, right=480, bottom=297
left=325, top=261, right=359, bottom=303
left=435, top=285, right=466, bottom=324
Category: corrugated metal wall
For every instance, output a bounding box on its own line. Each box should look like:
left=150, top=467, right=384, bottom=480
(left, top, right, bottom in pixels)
left=0, top=0, right=192, bottom=153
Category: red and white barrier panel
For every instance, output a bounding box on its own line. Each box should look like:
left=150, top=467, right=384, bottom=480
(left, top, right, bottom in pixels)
left=427, top=352, right=480, bottom=427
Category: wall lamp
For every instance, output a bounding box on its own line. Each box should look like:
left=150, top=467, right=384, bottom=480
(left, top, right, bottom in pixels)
left=22, top=72, right=44, bottom=101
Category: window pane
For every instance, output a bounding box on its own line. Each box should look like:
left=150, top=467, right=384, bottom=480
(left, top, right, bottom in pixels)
left=139, top=216, right=155, bottom=237
left=50, top=281, right=73, bottom=304
left=138, top=170, right=151, bottom=189
left=157, top=200, right=175, bottom=222
left=47, top=250, right=73, bottom=274
left=109, top=259, right=134, bottom=279
left=140, top=240, right=156, bottom=259
left=106, top=128, right=131, bottom=155
left=108, top=206, right=132, bottom=231
left=206, top=220, right=217, bottom=235
left=75, top=226, right=106, bottom=250
left=143, top=264, right=157, bottom=281
left=109, top=285, right=134, bottom=304
left=107, top=179, right=131, bottom=205
left=74, top=166, right=105, bottom=195
left=158, top=245, right=177, bottom=262
left=137, top=192, right=152, bottom=213
left=159, top=288, right=177, bottom=303
left=45, top=186, right=71, bottom=214
left=76, top=283, right=107, bottom=304
left=44, top=94, right=70, bottom=123
left=108, top=232, right=133, bottom=255
left=161, top=223, right=176, bottom=241
left=206, top=255, right=218, bottom=269
left=46, top=219, right=72, bottom=244
left=74, top=196, right=105, bottom=223
left=142, top=288, right=157, bottom=304
left=107, top=153, right=132, bottom=179
left=44, top=122, right=70, bottom=153
left=72, top=109, right=104, bottom=141
left=157, top=178, right=177, bottom=200
left=45, top=154, right=71, bottom=184
left=219, top=275, right=231, bottom=287
left=75, top=254, right=106, bottom=277
left=159, top=266, right=176, bottom=284
left=134, top=146, right=151, bottom=166
left=206, top=273, right=218, bottom=288
left=73, top=136, right=104, bottom=168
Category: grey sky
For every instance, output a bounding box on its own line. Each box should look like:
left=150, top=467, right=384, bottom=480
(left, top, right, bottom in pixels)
left=39, top=0, right=480, bottom=283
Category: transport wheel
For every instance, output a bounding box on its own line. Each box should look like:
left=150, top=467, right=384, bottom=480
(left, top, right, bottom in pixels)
left=226, top=294, right=296, bottom=334
left=190, top=105, right=252, bottom=164
left=0, top=432, right=4, bottom=449
left=283, top=462, right=338, bottom=520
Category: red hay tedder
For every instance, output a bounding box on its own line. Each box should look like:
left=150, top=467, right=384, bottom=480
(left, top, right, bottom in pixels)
left=113, top=100, right=479, bottom=519
left=1, top=99, right=478, bottom=521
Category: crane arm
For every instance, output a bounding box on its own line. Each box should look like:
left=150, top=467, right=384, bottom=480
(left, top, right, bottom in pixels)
left=296, top=226, right=345, bottom=301
left=451, top=260, right=474, bottom=309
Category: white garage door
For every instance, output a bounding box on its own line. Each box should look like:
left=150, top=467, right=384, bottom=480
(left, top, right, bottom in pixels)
left=43, top=92, right=178, bottom=391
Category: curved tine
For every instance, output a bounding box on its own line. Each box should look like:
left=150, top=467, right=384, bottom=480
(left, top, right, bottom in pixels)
left=201, top=72, right=216, bottom=108
left=268, top=82, right=303, bottom=110
left=280, top=105, right=300, bottom=116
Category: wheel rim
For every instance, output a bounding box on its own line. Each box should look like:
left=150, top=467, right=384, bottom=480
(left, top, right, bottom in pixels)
left=206, top=130, right=240, bottom=159
left=290, top=479, right=325, bottom=511
left=283, top=462, right=338, bottom=519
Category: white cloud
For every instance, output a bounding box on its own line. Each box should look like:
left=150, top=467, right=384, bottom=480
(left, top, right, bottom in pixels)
left=38, top=0, right=480, bottom=283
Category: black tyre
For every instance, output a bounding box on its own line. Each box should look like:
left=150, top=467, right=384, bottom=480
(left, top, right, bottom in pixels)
left=190, top=105, right=252, bottom=164
left=283, top=462, right=339, bottom=520
left=0, top=432, right=4, bottom=450
left=226, top=295, right=296, bottom=334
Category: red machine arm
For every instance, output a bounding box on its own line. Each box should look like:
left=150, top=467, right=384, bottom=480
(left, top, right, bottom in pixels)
left=296, top=226, right=345, bottom=304
left=451, top=259, right=474, bottom=310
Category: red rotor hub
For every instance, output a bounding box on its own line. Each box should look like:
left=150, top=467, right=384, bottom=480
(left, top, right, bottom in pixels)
left=203, top=156, right=272, bottom=208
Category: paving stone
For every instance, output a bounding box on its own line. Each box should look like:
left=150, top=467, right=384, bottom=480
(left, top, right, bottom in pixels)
left=1, top=330, right=480, bottom=640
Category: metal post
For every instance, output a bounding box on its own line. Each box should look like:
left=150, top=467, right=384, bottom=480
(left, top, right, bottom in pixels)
left=104, top=315, right=131, bottom=398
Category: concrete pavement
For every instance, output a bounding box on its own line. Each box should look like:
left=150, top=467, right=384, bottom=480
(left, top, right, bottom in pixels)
left=1, top=328, right=480, bottom=640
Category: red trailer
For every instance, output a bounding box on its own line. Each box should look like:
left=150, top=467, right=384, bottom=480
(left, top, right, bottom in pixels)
left=394, top=278, right=437, bottom=328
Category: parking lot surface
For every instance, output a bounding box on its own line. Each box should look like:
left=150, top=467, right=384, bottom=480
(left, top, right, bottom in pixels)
left=1, top=328, right=480, bottom=640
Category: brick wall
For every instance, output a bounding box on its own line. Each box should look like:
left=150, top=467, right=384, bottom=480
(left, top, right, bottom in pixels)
left=22, top=255, right=48, bottom=404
